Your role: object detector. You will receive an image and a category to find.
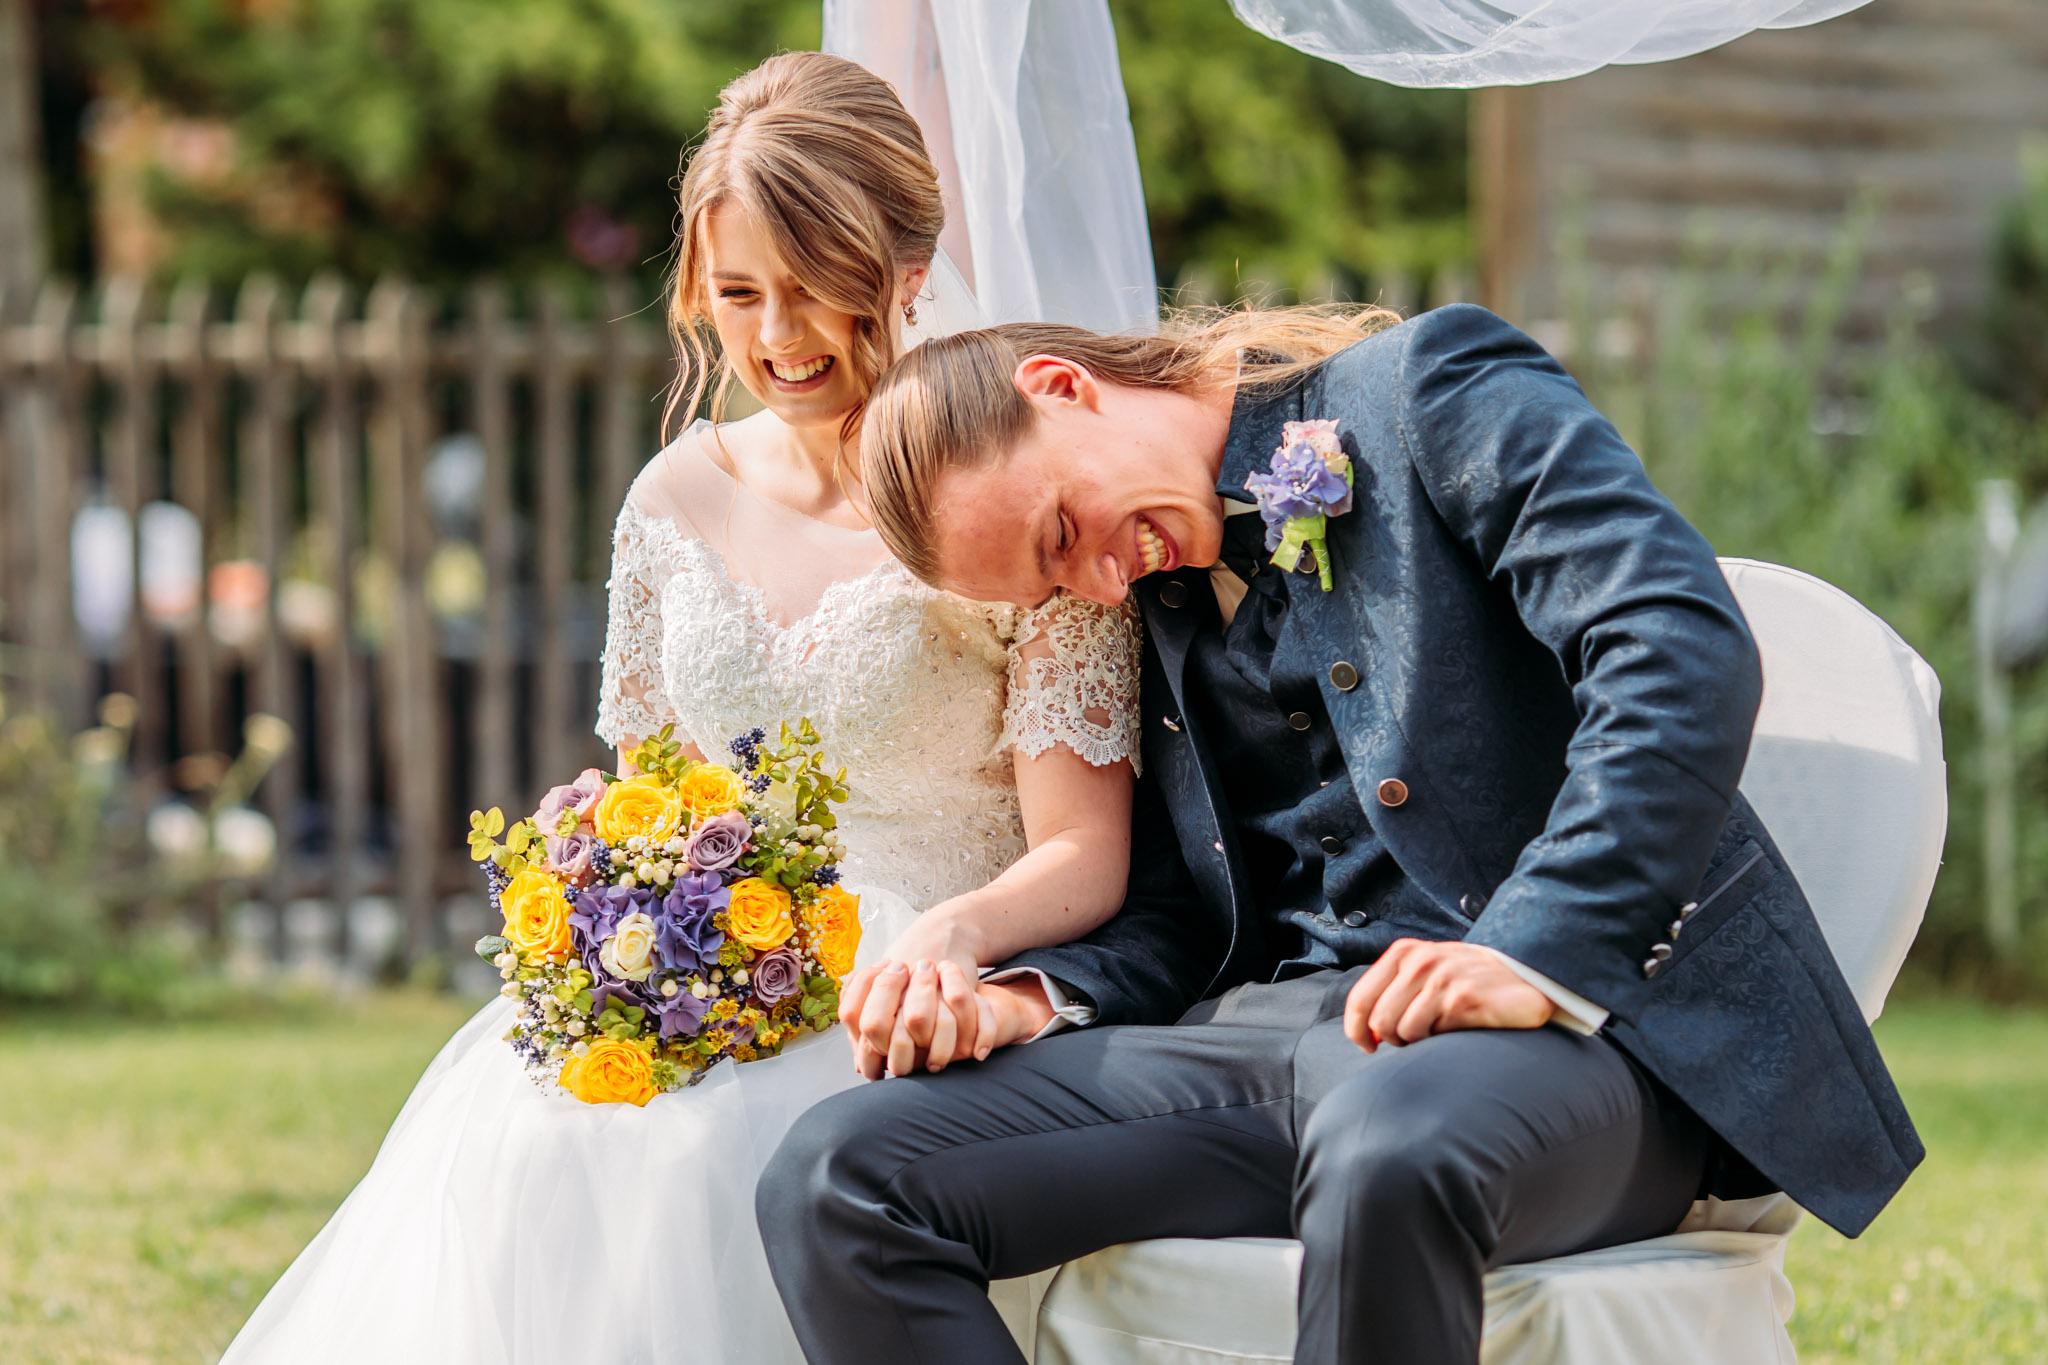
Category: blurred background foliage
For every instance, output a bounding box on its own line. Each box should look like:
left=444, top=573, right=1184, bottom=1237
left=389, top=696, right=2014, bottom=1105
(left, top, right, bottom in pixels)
left=14, top=0, right=2048, bottom=995
left=40, top=0, right=1468, bottom=296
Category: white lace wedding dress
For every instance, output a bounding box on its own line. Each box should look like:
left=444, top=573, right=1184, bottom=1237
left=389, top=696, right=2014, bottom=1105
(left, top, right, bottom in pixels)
left=218, top=424, right=1140, bottom=1365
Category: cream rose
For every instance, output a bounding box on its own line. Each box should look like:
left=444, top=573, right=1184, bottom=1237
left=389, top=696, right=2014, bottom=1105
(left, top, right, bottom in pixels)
left=599, top=911, right=658, bottom=982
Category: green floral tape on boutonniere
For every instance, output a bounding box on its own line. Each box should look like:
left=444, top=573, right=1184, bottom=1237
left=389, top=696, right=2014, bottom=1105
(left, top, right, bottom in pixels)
left=1245, top=419, right=1352, bottom=591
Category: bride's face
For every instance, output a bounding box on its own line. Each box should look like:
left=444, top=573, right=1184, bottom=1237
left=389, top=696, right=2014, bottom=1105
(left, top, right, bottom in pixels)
left=703, top=201, right=872, bottom=429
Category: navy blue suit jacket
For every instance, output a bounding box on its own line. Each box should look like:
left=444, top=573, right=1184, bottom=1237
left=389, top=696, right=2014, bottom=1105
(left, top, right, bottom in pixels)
left=1008, top=305, right=1922, bottom=1238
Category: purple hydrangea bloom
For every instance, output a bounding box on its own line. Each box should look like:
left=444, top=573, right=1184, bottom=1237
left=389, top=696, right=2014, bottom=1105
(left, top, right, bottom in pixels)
left=1245, top=439, right=1353, bottom=551
left=683, top=810, right=750, bottom=874
left=749, top=947, right=803, bottom=1005
left=655, top=872, right=729, bottom=976
left=570, top=883, right=654, bottom=957
left=652, top=988, right=711, bottom=1040
left=590, top=976, right=653, bottom=1017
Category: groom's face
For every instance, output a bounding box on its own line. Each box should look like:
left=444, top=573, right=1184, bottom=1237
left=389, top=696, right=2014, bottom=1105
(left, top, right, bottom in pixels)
left=927, top=368, right=1227, bottom=607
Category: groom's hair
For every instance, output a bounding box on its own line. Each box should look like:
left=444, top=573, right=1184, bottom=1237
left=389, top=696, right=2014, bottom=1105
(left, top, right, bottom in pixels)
left=666, top=52, right=945, bottom=444
left=863, top=305, right=1400, bottom=583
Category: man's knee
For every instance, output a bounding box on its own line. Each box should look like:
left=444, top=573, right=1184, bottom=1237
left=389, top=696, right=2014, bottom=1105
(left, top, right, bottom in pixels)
left=758, top=1081, right=901, bottom=1246
left=1296, top=1045, right=1485, bottom=1227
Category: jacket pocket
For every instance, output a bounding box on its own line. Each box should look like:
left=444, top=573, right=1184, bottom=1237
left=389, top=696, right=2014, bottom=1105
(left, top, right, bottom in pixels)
left=1666, top=841, right=1772, bottom=970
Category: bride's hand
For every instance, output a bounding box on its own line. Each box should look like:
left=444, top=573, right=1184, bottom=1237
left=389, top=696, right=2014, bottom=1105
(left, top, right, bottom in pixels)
left=840, top=959, right=995, bottom=1080
left=843, top=908, right=987, bottom=1073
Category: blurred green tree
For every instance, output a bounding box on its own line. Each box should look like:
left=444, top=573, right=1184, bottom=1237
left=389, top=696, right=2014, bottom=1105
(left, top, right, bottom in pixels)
left=90, top=0, right=823, bottom=284
left=83, top=0, right=1466, bottom=294
left=1110, top=0, right=1468, bottom=301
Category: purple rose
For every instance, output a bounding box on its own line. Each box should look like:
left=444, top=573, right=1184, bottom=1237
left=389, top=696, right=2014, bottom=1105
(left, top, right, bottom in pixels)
left=683, top=809, right=750, bottom=874
left=654, top=872, right=729, bottom=976
left=652, top=988, right=710, bottom=1040
left=708, top=1017, right=756, bottom=1048
left=1245, top=439, right=1354, bottom=551
left=749, top=947, right=803, bottom=1005
left=544, top=831, right=600, bottom=887
left=534, top=767, right=606, bottom=835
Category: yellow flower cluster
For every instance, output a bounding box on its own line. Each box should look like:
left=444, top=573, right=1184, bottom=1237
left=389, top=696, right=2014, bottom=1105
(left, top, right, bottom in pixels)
left=500, top=867, right=572, bottom=960
left=812, top=885, right=863, bottom=978
left=558, top=1038, right=658, bottom=1106
left=593, top=774, right=682, bottom=844
left=726, top=878, right=795, bottom=950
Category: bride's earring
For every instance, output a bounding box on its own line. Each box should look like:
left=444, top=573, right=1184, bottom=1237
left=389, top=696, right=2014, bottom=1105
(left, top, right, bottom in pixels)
left=903, top=301, right=918, bottom=327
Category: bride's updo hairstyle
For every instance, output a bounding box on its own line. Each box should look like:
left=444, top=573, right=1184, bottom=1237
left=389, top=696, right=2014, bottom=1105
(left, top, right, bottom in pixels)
left=863, top=305, right=1402, bottom=584
left=667, top=51, right=945, bottom=435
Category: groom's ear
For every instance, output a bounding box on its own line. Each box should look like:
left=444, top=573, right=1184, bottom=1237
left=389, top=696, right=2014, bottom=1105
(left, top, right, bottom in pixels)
left=1013, top=354, right=1101, bottom=413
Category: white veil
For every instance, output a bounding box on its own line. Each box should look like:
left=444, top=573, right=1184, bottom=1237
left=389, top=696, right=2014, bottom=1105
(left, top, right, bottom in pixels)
left=826, top=0, right=1881, bottom=331
left=1224, top=0, right=1876, bottom=88
left=823, top=0, right=1159, bottom=335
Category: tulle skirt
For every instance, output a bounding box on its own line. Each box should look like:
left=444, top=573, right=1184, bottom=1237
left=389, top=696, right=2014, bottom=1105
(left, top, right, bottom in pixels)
left=219, top=887, right=1051, bottom=1364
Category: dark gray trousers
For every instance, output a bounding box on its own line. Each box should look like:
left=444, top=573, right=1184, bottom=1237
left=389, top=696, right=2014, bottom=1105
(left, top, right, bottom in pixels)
left=758, top=969, right=1708, bottom=1365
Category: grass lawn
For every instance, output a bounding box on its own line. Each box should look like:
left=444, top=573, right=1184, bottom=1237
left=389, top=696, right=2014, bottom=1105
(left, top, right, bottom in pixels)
left=0, top=997, right=2044, bottom=1363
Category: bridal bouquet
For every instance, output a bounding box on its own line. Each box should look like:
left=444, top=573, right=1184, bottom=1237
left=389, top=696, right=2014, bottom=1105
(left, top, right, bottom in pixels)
left=469, top=719, right=861, bottom=1105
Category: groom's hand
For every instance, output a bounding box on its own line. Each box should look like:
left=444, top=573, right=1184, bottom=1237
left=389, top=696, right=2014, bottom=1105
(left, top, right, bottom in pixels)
left=1343, top=939, right=1556, bottom=1052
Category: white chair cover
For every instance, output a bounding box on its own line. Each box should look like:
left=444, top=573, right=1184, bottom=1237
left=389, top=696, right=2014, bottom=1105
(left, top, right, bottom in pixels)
left=1032, top=559, right=1945, bottom=1365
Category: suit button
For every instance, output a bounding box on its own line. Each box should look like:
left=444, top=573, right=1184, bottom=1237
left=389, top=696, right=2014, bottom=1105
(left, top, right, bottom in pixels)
left=1288, top=711, right=1313, bottom=731
left=1343, top=910, right=1369, bottom=928
left=1162, top=715, right=1182, bottom=732
left=1460, top=893, right=1486, bottom=916
left=1642, top=957, right=1663, bottom=979
left=1320, top=834, right=1344, bottom=857
left=1329, top=661, right=1360, bottom=691
left=1649, top=942, right=1673, bottom=963
left=1669, top=918, right=1686, bottom=939
left=1678, top=900, right=1699, bottom=921
left=1376, top=778, right=1408, bottom=807
left=1158, top=580, right=1187, bottom=608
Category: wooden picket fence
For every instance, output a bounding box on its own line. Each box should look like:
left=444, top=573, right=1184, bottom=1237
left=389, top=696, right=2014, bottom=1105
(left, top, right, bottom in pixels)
left=0, top=273, right=674, bottom=965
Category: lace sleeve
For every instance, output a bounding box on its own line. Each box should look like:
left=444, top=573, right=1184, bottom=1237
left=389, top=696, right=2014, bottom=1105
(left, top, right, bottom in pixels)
left=596, top=501, right=679, bottom=750
left=999, top=594, right=1142, bottom=772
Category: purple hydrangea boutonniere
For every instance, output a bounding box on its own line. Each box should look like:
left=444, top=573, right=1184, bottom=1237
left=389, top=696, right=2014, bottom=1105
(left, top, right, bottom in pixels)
left=1244, top=418, right=1352, bottom=591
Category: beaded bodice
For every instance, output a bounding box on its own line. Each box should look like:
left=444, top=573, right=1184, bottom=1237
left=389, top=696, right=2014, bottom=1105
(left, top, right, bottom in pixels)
left=597, top=493, right=1139, bottom=909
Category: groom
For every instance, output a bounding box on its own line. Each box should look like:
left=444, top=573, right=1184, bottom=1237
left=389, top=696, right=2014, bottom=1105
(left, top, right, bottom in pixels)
left=758, top=304, right=1922, bottom=1364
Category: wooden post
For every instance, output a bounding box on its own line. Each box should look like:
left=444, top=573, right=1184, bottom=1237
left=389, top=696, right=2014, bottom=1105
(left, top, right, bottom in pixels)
left=1471, top=86, right=1538, bottom=323
left=236, top=277, right=299, bottom=939
left=305, top=274, right=367, bottom=964
left=0, top=0, right=47, bottom=304
left=369, top=278, right=443, bottom=965
left=27, top=280, right=86, bottom=728
left=534, top=283, right=575, bottom=787
left=1977, top=479, right=2020, bottom=959
left=101, top=277, right=162, bottom=762
left=470, top=280, right=515, bottom=815
left=166, top=279, right=221, bottom=761
left=0, top=283, right=29, bottom=653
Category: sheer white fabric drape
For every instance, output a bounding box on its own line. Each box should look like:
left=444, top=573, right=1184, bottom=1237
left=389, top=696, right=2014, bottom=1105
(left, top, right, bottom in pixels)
left=1224, top=0, right=1877, bottom=87
left=824, top=0, right=1158, bottom=333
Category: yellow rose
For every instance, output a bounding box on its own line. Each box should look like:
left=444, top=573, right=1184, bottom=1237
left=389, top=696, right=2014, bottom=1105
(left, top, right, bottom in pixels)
left=500, top=867, right=572, bottom=960
left=557, top=1038, right=658, bottom=1106
left=675, top=763, right=747, bottom=819
left=593, top=773, right=683, bottom=844
left=725, top=878, right=795, bottom=951
left=812, top=885, right=863, bottom=979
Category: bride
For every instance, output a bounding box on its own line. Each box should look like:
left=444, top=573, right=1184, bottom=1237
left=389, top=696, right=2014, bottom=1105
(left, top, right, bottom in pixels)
left=219, top=52, right=1139, bottom=1365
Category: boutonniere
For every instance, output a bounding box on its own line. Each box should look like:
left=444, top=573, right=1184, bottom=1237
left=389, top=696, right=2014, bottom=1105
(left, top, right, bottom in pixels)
left=1244, top=419, right=1352, bottom=590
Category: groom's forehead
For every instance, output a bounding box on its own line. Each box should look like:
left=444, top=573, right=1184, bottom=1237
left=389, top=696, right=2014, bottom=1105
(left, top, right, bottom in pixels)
left=934, top=465, right=1055, bottom=598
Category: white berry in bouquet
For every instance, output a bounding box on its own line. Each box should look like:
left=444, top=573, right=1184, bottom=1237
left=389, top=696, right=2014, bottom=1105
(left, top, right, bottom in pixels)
left=468, top=719, right=860, bottom=1105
